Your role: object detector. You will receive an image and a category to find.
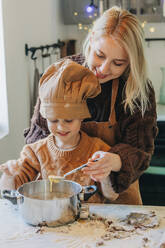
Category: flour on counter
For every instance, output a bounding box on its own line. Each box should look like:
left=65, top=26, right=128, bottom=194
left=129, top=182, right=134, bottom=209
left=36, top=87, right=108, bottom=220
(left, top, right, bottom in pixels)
left=0, top=200, right=39, bottom=242
left=1, top=199, right=165, bottom=248
left=42, top=211, right=161, bottom=248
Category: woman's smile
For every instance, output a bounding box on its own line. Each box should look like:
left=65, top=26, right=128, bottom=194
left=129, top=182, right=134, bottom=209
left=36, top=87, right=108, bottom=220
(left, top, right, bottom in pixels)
left=95, top=68, right=110, bottom=79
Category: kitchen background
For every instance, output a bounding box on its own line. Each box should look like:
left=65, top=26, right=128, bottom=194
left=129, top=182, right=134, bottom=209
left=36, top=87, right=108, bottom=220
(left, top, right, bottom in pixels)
left=0, top=0, right=165, bottom=205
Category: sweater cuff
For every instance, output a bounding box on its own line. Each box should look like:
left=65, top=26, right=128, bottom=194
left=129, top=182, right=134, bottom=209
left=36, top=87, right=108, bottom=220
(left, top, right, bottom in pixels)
left=100, top=176, right=119, bottom=201
left=0, top=173, right=15, bottom=190
left=109, top=144, right=151, bottom=193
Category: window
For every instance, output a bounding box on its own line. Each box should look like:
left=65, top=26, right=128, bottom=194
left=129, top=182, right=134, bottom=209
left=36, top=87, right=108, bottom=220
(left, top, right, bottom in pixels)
left=0, top=0, right=9, bottom=139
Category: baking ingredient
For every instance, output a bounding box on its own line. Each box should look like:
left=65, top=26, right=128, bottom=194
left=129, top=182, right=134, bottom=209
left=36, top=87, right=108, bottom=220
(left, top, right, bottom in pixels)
left=48, top=175, right=64, bottom=192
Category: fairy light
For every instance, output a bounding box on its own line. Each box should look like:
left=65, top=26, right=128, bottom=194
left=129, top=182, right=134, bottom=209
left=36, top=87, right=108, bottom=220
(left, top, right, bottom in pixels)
left=149, top=27, right=155, bottom=33
left=74, top=1, right=99, bottom=33
left=78, top=23, right=83, bottom=30
left=85, top=0, right=98, bottom=14
left=141, top=21, right=147, bottom=28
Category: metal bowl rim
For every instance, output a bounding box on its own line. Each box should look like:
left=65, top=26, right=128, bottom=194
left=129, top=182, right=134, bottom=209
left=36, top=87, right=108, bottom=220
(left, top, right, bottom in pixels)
left=17, top=179, right=82, bottom=201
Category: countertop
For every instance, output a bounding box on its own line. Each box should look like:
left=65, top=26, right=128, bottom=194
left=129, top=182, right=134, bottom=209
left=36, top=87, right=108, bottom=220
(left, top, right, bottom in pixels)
left=0, top=199, right=165, bottom=248
left=157, top=103, right=165, bottom=121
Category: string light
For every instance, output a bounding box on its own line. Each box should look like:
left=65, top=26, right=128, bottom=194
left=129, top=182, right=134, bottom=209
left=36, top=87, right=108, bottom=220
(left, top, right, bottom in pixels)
left=73, top=0, right=99, bottom=32
left=141, top=21, right=147, bottom=28
left=85, top=0, right=98, bottom=14
left=84, top=26, right=88, bottom=30
left=149, top=27, right=155, bottom=33
left=78, top=23, right=83, bottom=30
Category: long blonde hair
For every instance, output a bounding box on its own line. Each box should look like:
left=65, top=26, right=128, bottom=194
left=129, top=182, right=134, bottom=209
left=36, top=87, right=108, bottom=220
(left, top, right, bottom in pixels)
left=83, top=6, right=150, bottom=116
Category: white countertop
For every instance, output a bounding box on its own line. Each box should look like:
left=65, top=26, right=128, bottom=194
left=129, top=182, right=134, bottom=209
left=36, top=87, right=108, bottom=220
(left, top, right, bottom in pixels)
left=157, top=103, right=165, bottom=121
left=1, top=199, right=165, bottom=248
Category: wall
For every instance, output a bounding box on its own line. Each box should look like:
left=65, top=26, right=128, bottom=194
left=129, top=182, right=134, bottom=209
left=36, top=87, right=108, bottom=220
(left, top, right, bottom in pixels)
left=64, top=25, right=88, bottom=53
left=144, top=23, right=165, bottom=102
left=0, top=0, right=67, bottom=163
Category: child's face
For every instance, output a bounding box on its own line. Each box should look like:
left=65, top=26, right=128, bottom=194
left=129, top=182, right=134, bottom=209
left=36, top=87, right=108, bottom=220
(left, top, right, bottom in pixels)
left=47, top=118, right=81, bottom=143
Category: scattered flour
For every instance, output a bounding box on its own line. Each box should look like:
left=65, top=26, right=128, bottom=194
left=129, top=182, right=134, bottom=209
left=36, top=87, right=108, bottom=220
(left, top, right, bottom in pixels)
left=1, top=199, right=165, bottom=248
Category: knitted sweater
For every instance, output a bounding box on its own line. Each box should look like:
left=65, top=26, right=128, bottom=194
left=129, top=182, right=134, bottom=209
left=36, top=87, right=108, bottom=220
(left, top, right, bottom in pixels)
left=0, top=131, right=113, bottom=203
left=24, top=54, right=158, bottom=194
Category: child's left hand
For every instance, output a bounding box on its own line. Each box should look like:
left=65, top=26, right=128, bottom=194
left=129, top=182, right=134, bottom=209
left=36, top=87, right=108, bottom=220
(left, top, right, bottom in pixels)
left=0, top=164, right=12, bottom=176
left=82, top=151, right=122, bottom=182
left=0, top=160, right=19, bottom=176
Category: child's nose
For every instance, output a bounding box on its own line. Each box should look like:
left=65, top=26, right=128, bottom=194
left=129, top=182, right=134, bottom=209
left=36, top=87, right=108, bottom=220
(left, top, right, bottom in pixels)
left=57, top=121, right=66, bottom=130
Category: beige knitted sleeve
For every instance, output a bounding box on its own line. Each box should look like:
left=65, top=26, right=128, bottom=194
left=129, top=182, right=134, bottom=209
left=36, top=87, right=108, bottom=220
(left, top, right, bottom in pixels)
left=0, top=145, right=41, bottom=190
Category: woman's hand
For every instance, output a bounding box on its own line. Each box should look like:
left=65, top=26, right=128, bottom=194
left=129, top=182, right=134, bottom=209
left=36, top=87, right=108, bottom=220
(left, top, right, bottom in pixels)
left=82, top=151, right=122, bottom=182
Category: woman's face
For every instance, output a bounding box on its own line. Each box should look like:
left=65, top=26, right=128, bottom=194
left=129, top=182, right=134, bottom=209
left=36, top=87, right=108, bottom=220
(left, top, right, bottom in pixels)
left=88, top=36, right=129, bottom=83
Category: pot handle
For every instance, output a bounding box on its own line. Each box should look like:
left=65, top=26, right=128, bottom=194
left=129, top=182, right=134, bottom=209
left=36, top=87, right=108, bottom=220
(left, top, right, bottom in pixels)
left=82, top=185, right=97, bottom=201
left=1, top=189, right=22, bottom=205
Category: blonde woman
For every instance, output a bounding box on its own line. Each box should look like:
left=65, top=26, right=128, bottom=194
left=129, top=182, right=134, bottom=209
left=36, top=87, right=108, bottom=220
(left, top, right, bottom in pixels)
left=24, top=6, right=158, bottom=205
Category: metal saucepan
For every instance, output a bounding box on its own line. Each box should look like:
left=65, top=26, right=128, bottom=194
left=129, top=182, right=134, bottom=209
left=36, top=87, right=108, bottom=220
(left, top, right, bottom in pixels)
left=1, top=179, right=97, bottom=227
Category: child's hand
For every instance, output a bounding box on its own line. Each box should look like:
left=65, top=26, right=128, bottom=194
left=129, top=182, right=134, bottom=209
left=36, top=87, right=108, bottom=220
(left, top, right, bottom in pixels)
left=0, top=160, right=19, bottom=176
left=0, top=164, right=16, bottom=190
left=0, top=164, right=12, bottom=176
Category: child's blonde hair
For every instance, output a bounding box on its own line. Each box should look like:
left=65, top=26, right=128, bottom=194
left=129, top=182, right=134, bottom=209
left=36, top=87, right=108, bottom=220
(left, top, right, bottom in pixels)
left=83, top=6, right=150, bottom=116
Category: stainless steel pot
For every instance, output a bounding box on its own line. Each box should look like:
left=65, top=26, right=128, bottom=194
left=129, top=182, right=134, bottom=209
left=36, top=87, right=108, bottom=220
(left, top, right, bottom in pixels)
left=1, top=179, right=97, bottom=227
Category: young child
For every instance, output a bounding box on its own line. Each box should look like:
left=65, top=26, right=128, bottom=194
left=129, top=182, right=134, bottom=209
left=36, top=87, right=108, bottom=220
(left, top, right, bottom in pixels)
left=0, top=59, right=118, bottom=203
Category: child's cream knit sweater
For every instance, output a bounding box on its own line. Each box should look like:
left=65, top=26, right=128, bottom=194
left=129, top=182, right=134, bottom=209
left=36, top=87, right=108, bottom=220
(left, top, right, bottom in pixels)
left=0, top=131, right=119, bottom=203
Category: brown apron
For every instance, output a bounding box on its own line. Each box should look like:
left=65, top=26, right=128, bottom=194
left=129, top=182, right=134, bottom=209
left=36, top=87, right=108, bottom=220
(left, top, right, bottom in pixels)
left=82, top=79, right=142, bottom=205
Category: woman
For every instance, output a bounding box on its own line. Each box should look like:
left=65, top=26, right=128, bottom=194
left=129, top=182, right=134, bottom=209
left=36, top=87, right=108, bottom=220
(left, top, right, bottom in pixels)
left=24, top=6, right=158, bottom=204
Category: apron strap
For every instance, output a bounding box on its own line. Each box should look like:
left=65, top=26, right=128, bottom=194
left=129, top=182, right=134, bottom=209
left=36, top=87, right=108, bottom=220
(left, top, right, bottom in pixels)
left=109, top=79, right=119, bottom=125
